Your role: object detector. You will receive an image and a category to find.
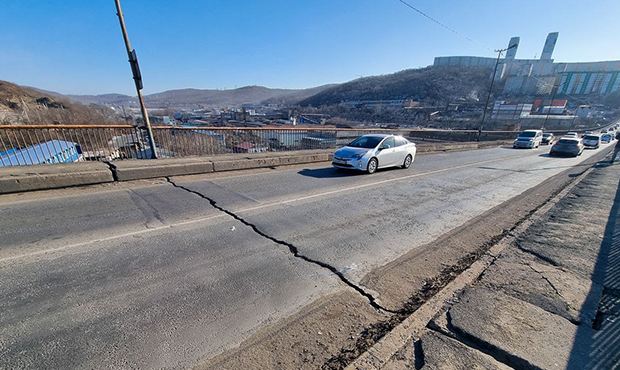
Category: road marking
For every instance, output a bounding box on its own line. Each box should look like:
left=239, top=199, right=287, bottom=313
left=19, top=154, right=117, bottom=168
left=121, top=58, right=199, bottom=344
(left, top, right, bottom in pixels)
left=0, top=153, right=537, bottom=264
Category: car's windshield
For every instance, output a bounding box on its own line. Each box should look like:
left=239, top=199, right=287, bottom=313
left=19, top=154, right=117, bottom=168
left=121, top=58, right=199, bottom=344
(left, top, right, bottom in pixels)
left=584, top=135, right=599, bottom=140
left=348, top=136, right=384, bottom=148
left=543, top=133, right=552, bottom=137
left=518, top=131, right=537, bottom=138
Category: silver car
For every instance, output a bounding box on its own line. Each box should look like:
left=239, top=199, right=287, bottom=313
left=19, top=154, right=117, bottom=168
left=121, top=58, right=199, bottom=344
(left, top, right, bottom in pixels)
left=550, top=137, right=584, bottom=157
left=332, top=134, right=416, bottom=174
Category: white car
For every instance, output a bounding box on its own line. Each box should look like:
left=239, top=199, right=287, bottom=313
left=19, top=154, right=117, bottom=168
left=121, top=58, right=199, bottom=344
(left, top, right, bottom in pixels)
left=513, top=129, right=543, bottom=149
left=332, top=134, right=416, bottom=174
left=582, top=134, right=601, bottom=149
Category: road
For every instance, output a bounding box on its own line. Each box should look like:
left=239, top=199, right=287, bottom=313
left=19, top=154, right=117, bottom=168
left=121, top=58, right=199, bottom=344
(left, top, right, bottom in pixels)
left=0, top=143, right=612, bottom=368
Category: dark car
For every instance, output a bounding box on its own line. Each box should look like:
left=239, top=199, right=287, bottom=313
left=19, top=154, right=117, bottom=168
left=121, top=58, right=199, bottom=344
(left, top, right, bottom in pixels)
left=541, top=133, right=555, bottom=145
left=550, top=137, right=584, bottom=157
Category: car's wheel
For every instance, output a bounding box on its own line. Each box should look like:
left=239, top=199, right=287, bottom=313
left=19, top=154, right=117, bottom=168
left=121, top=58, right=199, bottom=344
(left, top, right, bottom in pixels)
left=402, top=154, right=413, bottom=169
left=367, top=158, right=378, bottom=174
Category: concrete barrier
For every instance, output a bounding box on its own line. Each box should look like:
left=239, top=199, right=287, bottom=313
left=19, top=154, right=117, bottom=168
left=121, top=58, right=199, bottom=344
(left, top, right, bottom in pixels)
left=111, top=158, right=214, bottom=181
left=0, top=162, right=114, bottom=194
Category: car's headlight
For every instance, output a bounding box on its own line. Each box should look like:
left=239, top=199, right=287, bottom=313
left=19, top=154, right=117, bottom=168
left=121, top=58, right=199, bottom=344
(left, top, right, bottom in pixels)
left=352, top=153, right=365, bottom=160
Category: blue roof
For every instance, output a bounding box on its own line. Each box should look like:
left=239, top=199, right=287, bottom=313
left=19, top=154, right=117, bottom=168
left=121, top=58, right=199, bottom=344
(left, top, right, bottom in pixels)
left=0, top=140, right=79, bottom=167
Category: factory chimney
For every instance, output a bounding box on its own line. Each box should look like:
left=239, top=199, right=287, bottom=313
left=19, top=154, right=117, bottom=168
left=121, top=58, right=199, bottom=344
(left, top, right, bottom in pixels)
left=540, top=32, right=559, bottom=60
left=505, top=37, right=520, bottom=59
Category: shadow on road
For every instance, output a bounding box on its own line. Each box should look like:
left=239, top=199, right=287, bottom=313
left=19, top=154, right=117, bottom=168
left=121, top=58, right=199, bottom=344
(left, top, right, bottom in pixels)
left=567, top=161, right=620, bottom=369
left=298, top=167, right=365, bottom=178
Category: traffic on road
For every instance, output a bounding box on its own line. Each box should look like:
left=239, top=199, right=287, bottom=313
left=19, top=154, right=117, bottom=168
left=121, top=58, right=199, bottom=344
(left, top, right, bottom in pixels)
left=509, top=126, right=617, bottom=157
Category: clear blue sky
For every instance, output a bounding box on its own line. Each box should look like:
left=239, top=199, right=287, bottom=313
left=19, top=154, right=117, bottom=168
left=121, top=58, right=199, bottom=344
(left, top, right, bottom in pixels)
left=2, top=0, right=619, bottom=95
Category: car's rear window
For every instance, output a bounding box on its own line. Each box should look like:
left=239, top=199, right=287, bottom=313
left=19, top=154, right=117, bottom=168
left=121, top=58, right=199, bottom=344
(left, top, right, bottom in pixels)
left=543, top=133, right=553, bottom=137
left=584, top=135, right=599, bottom=140
left=558, top=139, right=578, bottom=145
left=518, top=131, right=537, bottom=138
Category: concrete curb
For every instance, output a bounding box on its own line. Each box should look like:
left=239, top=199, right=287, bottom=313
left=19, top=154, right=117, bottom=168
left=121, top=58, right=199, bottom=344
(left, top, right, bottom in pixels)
left=0, top=162, right=115, bottom=194
left=0, top=141, right=507, bottom=194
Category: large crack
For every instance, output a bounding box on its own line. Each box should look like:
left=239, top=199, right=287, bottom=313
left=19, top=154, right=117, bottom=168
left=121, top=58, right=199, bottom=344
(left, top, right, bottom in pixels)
left=526, top=263, right=579, bottom=318
left=165, top=177, right=397, bottom=314
left=515, top=240, right=560, bottom=266
left=444, top=310, right=541, bottom=370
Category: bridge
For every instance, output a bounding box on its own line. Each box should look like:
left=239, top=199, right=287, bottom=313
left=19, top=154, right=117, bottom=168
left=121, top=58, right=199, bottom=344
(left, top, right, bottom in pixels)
left=0, top=123, right=619, bottom=369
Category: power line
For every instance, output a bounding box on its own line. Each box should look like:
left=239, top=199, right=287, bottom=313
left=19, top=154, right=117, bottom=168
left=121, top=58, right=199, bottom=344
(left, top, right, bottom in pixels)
left=396, top=0, right=490, bottom=52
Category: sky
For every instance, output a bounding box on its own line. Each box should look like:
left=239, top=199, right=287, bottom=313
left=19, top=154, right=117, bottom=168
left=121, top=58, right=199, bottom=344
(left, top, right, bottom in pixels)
left=2, top=0, right=619, bottom=95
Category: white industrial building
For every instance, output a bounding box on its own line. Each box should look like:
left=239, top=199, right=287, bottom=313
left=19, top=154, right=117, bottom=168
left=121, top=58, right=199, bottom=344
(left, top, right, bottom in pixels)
left=434, top=32, right=620, bottom=97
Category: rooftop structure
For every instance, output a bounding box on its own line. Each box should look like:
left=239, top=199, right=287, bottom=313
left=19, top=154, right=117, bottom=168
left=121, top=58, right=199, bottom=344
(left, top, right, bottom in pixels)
left=0, top=140, right=81, bottom=167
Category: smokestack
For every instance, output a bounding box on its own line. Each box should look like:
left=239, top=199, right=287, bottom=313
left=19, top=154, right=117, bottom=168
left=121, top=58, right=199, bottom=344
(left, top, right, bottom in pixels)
left=505, top=37, right=520, bottom=59
left=540, top=32, right=559, bottom=60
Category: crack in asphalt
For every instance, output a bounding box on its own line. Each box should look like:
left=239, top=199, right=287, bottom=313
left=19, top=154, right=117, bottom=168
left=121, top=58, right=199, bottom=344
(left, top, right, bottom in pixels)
left=515, top=240, right=560, bottom=266
left=165, top=177, right=397, bottom=314
left=526, top=263, right=580, bottom=321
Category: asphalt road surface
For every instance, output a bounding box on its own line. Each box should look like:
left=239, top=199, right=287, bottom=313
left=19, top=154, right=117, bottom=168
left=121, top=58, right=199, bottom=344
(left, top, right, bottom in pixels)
left=0, top=144, right=612, bottom=368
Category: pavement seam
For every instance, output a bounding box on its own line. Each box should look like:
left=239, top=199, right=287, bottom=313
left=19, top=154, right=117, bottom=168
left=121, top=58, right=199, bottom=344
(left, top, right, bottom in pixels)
left=103, top=160, right=118, bottom=182
left=164, top=176, right=398, bottom=314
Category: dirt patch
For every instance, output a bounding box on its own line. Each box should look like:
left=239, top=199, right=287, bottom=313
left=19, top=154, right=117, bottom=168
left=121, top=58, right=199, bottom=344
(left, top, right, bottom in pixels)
left=197, top=291, right=386, bottom=370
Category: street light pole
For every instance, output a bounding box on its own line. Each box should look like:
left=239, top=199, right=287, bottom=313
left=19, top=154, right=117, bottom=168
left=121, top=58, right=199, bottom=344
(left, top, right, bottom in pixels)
left=477, top=44, right=516, bottom=141
left=114, top=0, right=157, bottom=159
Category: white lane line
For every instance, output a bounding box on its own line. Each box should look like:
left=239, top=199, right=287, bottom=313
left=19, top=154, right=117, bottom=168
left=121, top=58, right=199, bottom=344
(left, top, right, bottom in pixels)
left=0, top=154, right=525, bottom=264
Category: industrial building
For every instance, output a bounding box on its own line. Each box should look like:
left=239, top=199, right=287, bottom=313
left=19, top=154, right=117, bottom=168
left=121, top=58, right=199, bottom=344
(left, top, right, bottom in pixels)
left=434, top=32, right=620, bottom=97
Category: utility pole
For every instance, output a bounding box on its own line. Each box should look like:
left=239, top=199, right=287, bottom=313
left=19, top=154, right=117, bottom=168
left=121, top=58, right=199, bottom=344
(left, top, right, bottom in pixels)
left=477, top=43, right=517, bottom=141
left=114, top=0, right=157, bottom=158
left=541, top=81, right=558, bottom=132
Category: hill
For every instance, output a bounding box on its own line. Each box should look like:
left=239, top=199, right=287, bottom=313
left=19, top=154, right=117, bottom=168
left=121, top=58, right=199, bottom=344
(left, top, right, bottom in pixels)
left=61, top=85, right=335, bottom=109
left=299, top=66, right=491, bottom=107
left=0, top=81, right=117, bottom=125
left=142, top=85, right=335, bottom=108
left=66, top=93, right=137, bottom=107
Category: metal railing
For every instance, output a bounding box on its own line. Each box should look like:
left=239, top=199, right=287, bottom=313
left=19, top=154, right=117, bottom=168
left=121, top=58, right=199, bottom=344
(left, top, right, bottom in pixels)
left=0, top=124, right=403, bottom=167
left=1, top=123, right=591, bottom=167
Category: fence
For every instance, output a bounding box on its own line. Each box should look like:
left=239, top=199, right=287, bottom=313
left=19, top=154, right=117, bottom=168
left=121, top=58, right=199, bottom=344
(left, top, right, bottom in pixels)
left=0, top=124, right=576, bottom=167
left=0, top=125, right=406, bottom=167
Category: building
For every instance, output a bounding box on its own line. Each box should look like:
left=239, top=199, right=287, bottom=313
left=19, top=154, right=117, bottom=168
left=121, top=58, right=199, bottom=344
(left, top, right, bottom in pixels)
left=491, top=101, right=533, bottom=120
left=0, top=140, right=81, bottom=167
left=434, top=32, right=620, bottom=97
left=232, top=142, right=268, bottom=153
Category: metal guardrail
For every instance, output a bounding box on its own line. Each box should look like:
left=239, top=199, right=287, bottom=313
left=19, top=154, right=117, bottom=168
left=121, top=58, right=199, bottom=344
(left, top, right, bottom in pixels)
left=0, top=124, right=599, bottom=167
left=0, top=125, right=408, bottom=167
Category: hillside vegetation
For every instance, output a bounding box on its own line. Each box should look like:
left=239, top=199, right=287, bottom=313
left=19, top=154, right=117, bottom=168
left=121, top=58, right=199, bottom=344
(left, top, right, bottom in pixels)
left=299, top=66, right=491, bottom=107
left=0, top=81, right=117, bottom=125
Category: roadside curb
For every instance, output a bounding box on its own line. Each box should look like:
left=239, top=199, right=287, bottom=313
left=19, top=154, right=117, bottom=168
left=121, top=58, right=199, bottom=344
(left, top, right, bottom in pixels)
left=0, top=140, right=509, bottom=195
left=345, top=147, right=613, bottom=370
left=0, top=162, right=115, bottom=194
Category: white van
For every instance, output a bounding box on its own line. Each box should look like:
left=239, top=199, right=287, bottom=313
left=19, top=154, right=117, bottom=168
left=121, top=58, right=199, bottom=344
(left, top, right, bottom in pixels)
left=513, top=129, right=543, bottom=149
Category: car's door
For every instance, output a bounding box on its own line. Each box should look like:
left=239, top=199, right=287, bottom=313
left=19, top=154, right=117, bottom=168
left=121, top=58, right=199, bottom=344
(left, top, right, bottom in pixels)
left=376, top=137, right=397, bottom=167
left=394, top=136, right=409, bottom=164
